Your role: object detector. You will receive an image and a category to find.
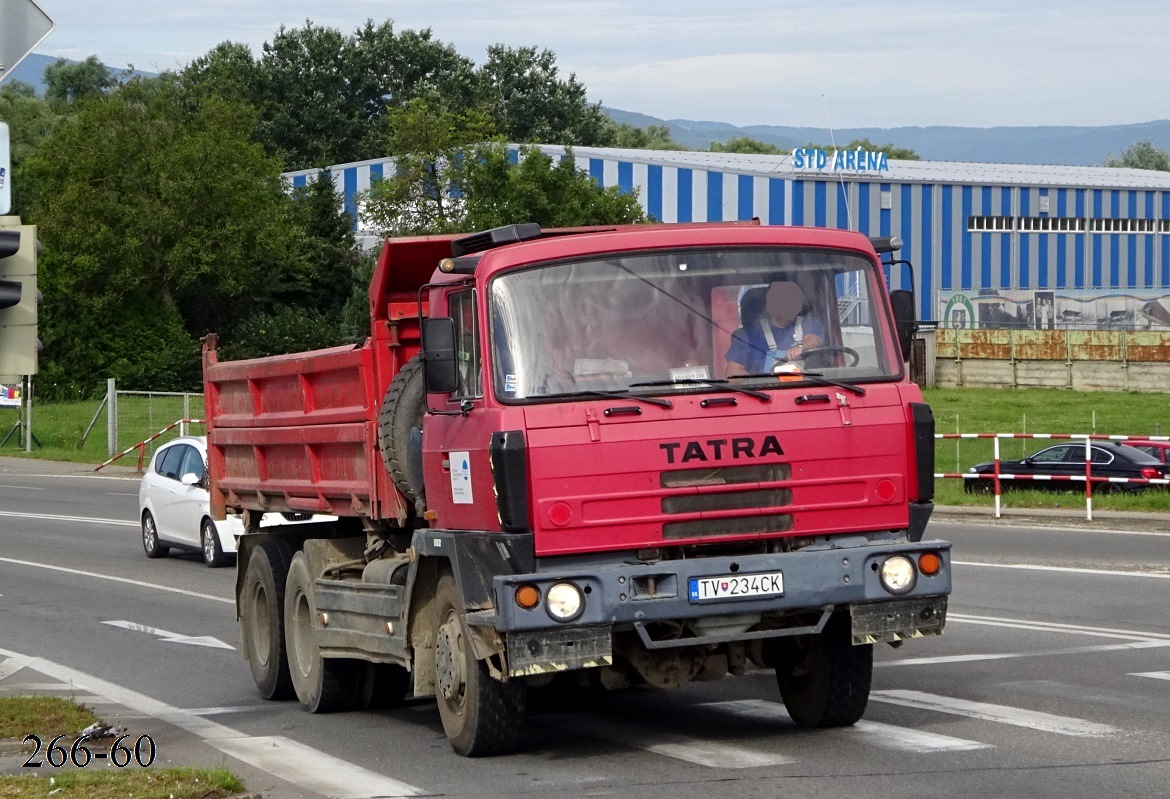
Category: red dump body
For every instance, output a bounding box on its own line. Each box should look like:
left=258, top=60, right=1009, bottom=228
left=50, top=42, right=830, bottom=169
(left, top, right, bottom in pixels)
left=204, top=223, right=930, bottom=557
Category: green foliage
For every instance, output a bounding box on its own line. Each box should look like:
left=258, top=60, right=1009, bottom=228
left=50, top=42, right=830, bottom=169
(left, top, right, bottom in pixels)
left=25, top=75, right=316, bottom=398
left=0, top=81, right=59, bottom=215
left=803, top=138, right=920, bottom=160
left=710, top=136, right=785, bottom=155
left=43, top=56, right=117, bottom=105
left=606, top=122, right=687, bottom=150
left=1104, top=139, right=1170, bottom=171
left=220, top=307, right=346, bottom=360
left=480, top=45, right=611, bottom=146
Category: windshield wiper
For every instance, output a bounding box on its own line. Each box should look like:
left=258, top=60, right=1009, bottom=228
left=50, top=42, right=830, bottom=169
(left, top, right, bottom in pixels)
left=541, top=389, right=673, bottom=408
left=727, top=372, right=866, bottom=396
left=627, top=378, right=771, bottom=402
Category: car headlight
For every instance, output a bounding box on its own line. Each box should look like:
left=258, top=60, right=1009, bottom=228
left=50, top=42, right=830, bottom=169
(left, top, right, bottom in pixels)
left=968, top=467, right=977, bottom=473
left=880, top=556, right=917, bottom=595
left=545, top=582, right=584, bottom=622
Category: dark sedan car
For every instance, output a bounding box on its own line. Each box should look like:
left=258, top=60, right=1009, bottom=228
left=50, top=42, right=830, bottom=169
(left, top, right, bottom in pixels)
left=965, top=441, right=1170, bottom=494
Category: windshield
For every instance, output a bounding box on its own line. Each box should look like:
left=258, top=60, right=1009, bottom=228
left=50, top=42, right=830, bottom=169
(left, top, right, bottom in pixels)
left=489, top=247, right=900, bottom=400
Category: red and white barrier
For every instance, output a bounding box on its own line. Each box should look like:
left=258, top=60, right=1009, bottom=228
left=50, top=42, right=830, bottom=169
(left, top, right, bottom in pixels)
left=934, top=433, right=1170, bottom=520
left=94, top=419, right=205, bottom=472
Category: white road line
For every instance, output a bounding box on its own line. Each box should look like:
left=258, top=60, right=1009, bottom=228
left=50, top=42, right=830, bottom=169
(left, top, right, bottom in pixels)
left=103, top=620, right=235, bottom=650
left=106, top=491, right=140, bottom=497
left=0, top=484, right=45, bottom=490
left=870, top=690, right=1119, bottom=737
left=954, top=560, right=1170, bottom=579
left=0, top=682, right=82, bottom=691
left=0, top=509, right=137, bottom=527
left=0, top=656, right=31, bottom=681
left=540, top=714, right=793, bottom=768
left=0, top=557, right=233, bottom=605
left=0, top=646, right=424, bottom=798
left=0, top=473, right=138, bottom=482
left=699, top=699, right=989, bottom=752
left=932, top=521, right=1170, bottom=538
left=949, top=613, right=1170, bottom=641
left=1129, top=671, right=1170, bottom=681
left=878, top=639, right=1170, bottom=668
left=185, top=705, right=267, bottom=716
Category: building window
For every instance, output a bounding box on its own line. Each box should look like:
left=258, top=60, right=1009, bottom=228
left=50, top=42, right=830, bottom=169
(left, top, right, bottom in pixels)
left=1089, top=218, right=1157, bottom=234
left=1018, top=217, right=1086, bottom=232
left=968, top=216, right=1015, bottom=232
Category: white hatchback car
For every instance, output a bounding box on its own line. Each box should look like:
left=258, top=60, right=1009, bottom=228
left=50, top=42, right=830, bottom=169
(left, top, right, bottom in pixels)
left=139, top=436, right=329, bottom=568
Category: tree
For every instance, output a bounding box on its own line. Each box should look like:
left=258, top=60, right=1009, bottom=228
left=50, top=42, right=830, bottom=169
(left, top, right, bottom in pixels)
left=25, top=75, right=315, bottom=396
left=606, top=122, right=687, bottom=150
left=43, top=56, right=117, bottom=105
left=1105, top=140, right=1170, bottom=171
left=710, top=137, right=784, bottom=155
left=360, top=97, right=643, bottom=237
left=479, top=45, right=611, bottom=146
left=0, top=81, right=59, bottom=215
left=840, top=138, right=919, bottom=160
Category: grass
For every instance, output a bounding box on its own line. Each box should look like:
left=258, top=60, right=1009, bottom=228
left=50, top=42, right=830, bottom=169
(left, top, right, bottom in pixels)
left=0, top=697, right=98, bottom=741
left=0, top=767, right=244, bottom=799
left=924, top=387, right=1170, bottom=511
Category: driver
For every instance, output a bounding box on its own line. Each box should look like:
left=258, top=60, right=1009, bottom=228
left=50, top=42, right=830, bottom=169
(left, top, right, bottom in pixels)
left=725, top=281, right=825, bottom=376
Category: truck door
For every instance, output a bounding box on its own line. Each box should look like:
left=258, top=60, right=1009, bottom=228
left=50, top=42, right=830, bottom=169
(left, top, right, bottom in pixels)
left=425, top=289, right=499, bottom=531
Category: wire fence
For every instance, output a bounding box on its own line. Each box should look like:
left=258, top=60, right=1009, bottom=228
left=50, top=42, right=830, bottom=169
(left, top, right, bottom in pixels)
left=78, top=382, right=206, bottom=458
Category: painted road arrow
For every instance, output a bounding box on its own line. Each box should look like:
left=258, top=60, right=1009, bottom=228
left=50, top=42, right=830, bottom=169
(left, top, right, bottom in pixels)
left=102, top=620, right=235, bottom=650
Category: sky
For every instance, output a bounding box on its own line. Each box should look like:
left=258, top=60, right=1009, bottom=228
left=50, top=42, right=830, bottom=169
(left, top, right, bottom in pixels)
left=21, top=0, right=1170, bottom=129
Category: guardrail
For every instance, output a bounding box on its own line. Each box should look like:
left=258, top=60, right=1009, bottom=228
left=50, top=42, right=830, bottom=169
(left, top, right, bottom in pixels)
left=94, top=419, right=205, bottom=472
left=934, top=433, right=1170, bottom=520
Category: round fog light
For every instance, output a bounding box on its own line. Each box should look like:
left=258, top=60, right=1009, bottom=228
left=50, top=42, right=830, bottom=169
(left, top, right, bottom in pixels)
left=880, top=556, right=917, bottom=595
left=545, top=582, right=584, bottom=622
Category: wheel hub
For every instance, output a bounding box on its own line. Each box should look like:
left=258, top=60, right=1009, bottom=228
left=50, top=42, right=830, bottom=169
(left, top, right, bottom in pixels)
left=435, top=616, right=465, bottom=702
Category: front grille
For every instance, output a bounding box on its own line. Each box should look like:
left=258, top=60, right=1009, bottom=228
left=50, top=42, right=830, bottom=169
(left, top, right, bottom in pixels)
left=663, top=513, right=793, bottom=540
left=661, top=463, right=791, bottom=488
left=662, top=488, right=792, bottom=514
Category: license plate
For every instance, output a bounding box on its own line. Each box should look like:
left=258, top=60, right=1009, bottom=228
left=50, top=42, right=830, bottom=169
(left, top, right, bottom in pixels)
left=688, top=571, right=784, bottom=602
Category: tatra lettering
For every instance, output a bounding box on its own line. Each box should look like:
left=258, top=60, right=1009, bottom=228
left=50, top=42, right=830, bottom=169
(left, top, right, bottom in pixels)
left=660, top=436, right=786, bottom=462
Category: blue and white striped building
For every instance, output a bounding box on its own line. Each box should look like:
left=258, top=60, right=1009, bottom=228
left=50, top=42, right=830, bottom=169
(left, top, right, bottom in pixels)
left=285, top=147, right=1170, bottom=325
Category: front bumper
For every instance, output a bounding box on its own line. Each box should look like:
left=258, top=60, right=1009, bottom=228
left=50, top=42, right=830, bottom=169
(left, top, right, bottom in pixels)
left=482, top=539, right=950, bottom=675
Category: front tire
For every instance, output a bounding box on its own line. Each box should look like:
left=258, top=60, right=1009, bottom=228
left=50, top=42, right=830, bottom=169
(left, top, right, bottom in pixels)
left=285, top=552, right=360, bottom=713
left=775, top=614, right=872, bottom=727
left=434, top=573, right=526, bottom=756
left=201, top=518, right=231, bottom=568
left=142, top=511, right=169, bottom=558
left=241, top=539, right=294, bottom=700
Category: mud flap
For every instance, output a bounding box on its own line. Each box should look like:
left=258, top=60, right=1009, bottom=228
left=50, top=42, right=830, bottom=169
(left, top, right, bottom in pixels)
left=850, top=596, right=948, bottom=645
left=506, top=625, right=614, bottom=677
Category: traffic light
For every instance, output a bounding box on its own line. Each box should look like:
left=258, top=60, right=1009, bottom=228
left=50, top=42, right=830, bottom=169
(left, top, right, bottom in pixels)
left=0, top=218, right=40, bottom=380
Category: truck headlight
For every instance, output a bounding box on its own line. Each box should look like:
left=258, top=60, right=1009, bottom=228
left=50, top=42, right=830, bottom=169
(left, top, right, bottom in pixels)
left=880, top=556, right=917, bottom=595
left=545, top=582, right=584, bottom=622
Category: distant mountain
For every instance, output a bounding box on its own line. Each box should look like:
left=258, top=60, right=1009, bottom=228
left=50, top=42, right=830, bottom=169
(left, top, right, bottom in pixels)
left=4, top=53, right=156, bottom=96
left=603, top=107, right=1170, bottom=168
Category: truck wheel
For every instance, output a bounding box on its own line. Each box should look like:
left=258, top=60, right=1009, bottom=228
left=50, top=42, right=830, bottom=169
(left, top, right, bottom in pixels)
left=434, top=573, right=526, bottom=756
left=357, top=662, right=412, bottom=710
left=241, top=539, right=294, bottom=700
left=775, top=614, right=872, bottom=727
left=379, top=355, right=426, bottom=504
left=285, top=552, right=360, bottom=713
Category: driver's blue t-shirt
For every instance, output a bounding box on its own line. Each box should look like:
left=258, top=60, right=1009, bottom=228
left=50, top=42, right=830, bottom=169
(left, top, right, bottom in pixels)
left=725, top=315, right=826, bottom=374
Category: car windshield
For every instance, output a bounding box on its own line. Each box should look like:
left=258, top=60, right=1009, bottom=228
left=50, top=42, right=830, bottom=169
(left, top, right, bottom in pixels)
left=489, top=247, right=899, bottom=400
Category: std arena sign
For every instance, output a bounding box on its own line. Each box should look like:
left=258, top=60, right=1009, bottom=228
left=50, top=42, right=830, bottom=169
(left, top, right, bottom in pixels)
left=792, top=147, right=890, bottom=173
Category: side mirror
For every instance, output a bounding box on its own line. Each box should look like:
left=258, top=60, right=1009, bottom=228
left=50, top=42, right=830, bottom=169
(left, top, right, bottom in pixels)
left=421, top=317, right=459, bottom=395
left=180, top=472, right=200, bottom=486
left=889, top=289, right=916, bottom=362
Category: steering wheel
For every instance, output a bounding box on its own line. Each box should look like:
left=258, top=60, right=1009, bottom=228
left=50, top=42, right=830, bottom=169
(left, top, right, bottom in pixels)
left=798, top=346, right=860, bottom=367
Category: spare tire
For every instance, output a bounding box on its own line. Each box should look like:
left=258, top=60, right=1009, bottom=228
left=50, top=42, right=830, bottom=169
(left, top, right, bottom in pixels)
left=379, top=355, right=427, bottom=504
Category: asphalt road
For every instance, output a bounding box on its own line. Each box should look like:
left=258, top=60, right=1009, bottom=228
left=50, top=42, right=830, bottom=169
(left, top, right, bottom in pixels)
left=2, top=462, right=1169, bottom=799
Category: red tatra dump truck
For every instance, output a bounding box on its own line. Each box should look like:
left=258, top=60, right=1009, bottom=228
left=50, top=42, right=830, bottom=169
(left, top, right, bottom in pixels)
left=202, top=221, right=950, bottom=756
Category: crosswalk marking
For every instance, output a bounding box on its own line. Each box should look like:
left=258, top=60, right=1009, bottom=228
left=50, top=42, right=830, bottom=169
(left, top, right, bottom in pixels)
left=1129, top=671, right=1170, bottom=681
left=539, top=714, right=794, bottom=768
left=700, top=699, right=990, bottom=752
left=870, top=690, right=1118, bottom=737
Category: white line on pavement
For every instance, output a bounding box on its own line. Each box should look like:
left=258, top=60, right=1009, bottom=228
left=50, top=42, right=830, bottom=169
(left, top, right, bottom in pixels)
left=954, top=560, right=1170, bottom=579
left=949, top=613, right=1170, bottom=641
left=1129, top=671, right=1170, bottom=681
left=186, top=705, right=267, bottom=717
left=878, top=639, right=1170, bottom=668
left=0, top=557, right=233, bottom=604
left=932, top=521, right=1170, bottom=538
left=539, top=714, right=794, bottom=768
left=0, top=656, right=32, bottom=681
left=0, top=484, right=45, bottom=490
left=0, top=646, right=424, bottom=798
left=699, top=699, right=990, bottom=752
left=870, top=690, right=1118, bottom=737
left=103, top=620, right=235, bottom=650
left=0, top=509, right=137, bottom=527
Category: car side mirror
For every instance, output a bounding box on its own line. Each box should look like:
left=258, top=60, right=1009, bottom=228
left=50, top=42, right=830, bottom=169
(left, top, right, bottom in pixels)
left=181, top=472, right=200, bottom=486
left=889, top=289, right=916, bottom=362
left=421, top=317, right=459, bottom=395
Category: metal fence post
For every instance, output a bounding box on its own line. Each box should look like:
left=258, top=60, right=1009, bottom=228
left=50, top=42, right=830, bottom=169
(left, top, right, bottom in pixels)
left=182, top=394, right=190, bottom=437
left=107, top=378, right=117, bottom=457
left=23, top=376, right=32, bottom=453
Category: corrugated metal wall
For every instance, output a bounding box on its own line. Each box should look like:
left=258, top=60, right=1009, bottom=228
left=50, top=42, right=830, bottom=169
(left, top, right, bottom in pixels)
left=289, top=151, right=1170, bottom=323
